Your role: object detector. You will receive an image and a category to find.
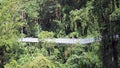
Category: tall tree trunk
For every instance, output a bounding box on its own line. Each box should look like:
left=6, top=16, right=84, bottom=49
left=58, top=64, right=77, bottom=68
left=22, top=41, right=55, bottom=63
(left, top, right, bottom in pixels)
left=102, top=35, right=118, bottom=68
left=112, top=40, right=118, bottom=68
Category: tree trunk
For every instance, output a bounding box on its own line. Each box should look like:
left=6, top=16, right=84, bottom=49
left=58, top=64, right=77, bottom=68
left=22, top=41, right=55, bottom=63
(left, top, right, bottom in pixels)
left=112, top=40, right=118, bottom=68
left=0, top=46, right=6, bottom=68
left=102, top=36, right=118, bottom=68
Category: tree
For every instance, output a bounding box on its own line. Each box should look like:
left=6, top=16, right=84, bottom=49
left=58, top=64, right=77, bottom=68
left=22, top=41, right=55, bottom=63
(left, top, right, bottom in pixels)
left=0, top=0, right=23, bottom=67
left=69, top=1, right=99, bottom=37
left=20, top=0, right=39, bottom=37
left=92, top=0, right=120, bottom=68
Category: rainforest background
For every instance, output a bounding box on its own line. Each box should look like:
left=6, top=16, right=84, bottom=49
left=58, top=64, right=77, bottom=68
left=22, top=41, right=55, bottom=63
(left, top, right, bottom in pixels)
left=0, top=0, right=120, bottom=68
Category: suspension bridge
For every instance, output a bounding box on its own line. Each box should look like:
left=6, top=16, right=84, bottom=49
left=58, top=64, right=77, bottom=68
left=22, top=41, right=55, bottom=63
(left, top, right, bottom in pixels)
left=18, top=37, right=101, bottom=44
left=18, top=34, right=120, bottom=44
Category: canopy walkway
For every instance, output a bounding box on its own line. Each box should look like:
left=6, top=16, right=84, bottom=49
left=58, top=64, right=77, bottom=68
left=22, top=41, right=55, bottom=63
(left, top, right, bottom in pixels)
left=18, top=37, right=101, bottom=44
left=18, top=35, right=119, bottom=44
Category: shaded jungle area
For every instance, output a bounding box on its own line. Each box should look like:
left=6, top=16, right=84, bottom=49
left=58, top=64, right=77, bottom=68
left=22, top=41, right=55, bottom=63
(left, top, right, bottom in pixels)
left=0, top=0, right=120, bottom=68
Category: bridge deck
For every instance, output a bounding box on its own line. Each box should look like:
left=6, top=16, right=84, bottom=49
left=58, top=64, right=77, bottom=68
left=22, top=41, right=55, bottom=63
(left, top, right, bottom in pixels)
left=18, top=35, right=119, bottom=44
left=18, top=37, right=100, bottom=44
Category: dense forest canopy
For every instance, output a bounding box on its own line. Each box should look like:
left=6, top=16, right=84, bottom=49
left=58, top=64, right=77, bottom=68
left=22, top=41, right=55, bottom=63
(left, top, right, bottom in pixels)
left=0, top=0, right=120, bottom=68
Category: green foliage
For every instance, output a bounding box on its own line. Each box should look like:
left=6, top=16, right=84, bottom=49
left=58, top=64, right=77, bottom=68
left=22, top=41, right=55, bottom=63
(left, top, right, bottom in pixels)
left=0, top=0, right=23, bottom=67
left=66, top=53, right=101, bottom=68
left=22, top=0, right=39, bottom=19
left=69, top=1, right=98, bottom=37
left=68, top=32, right=79, bottom=38
left=4, top=43, right=55, bottom=68
left=92, top=0, right=120, bottom=67
left=66, top=43, right=102, bottom=68
left=4, top=60, right=21, bottom=68
left=23, top=55, right=55, bottom=68
left=38, top=31, right=54, bottom=39
left=110, top=8, right=120, bottom=21
left=0, top=0, right=22, bottom=47
left=19, top=0, right=40, bottom=37
left=2, top=0, right=120, bottom=68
